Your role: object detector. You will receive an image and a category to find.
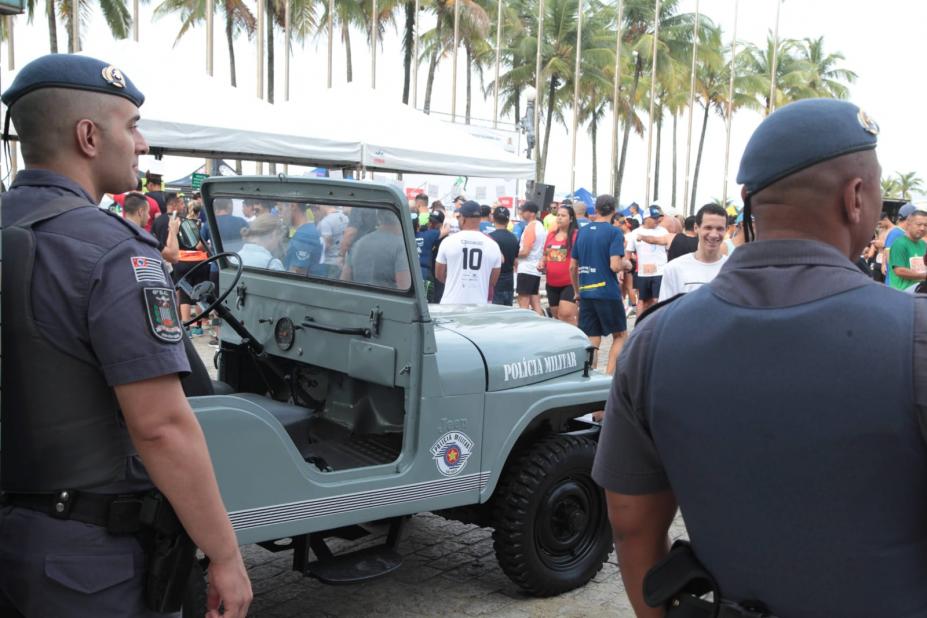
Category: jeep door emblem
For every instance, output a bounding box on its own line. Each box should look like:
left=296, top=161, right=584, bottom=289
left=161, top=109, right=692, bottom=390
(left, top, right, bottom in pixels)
left=430, top=431, right=474, bottom=477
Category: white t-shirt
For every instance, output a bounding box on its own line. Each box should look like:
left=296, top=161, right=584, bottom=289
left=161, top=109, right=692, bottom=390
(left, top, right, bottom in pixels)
left=436, top=230, right=503, bottom=304
left=516, top=219, right=546, bottom=276
left=658, top=252, right=727, bottom=301
left=627, top=226, right=669, bottom=277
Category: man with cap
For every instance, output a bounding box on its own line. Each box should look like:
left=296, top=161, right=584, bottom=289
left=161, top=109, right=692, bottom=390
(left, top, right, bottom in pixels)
left=436, top=200, right=502, bottom=304
left=887, top=205, right=927, bottom=291
left=592, top=99, right=927, bottom=618
left=489, top=205, right=519, bottom=306
left=625, top=205, right=669, bottom=315
left=882, top=201, right=917, bottom=286
left=0, top=55, right=252, bottom=616
left=145, top=170, right=168, bottom=215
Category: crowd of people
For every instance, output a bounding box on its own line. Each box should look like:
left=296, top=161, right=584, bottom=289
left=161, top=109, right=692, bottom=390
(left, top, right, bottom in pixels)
left=408, top=189, right=741, bottom=374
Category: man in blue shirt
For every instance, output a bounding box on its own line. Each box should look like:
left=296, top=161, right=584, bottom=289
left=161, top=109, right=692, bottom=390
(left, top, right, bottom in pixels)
left=570, top=194, right=628, bottom=375
left=285, top=203, right=323, bottom=275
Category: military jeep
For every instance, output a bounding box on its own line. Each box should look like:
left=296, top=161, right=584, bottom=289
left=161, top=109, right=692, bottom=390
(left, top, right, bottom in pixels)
left=181, top=176, right=614, bottom=609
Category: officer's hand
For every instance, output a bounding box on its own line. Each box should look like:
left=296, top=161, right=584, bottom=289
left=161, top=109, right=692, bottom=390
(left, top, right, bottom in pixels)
left=206, top=551, right=253, bottom=618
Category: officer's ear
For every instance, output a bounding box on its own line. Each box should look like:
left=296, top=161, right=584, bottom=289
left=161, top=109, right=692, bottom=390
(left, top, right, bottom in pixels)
left=74, top=117, right=101, bottom=160
left=841, top=176, right=865, bottom=226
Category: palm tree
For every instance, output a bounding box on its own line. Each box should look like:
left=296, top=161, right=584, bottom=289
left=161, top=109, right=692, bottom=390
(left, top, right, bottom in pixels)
left=744, top=34, right=808, bottom=114
left=420, top=0, right=489, bottom=115
left=317, top=0, right=367, bottom=83
left=612, top=0, right=702, bottom=201
left=896, top=172, right=924, bottom=200
left=24, top=0, right=60, bottom=52
left=38, top=0, right=132, bottom=52
left=793, top=36, right=857, bottom=99
left=689, top=24, right=760, bottom=213
left=882, top=177, right=901, bottom=199
left=154, top=0, right=256, bottom=87
left=401, top=0, right=416, bottom=103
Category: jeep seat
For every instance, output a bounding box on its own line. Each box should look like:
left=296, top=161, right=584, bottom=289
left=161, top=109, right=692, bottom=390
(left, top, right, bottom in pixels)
left=231, top=393, right=313, bottom=457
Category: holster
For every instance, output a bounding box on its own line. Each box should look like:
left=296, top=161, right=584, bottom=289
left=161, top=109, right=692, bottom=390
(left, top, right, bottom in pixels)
left=644, top=540, right=721, bottom=618
left=137, top=492, right=197, bottom=613
left=643, top=540, right=776, bottom=618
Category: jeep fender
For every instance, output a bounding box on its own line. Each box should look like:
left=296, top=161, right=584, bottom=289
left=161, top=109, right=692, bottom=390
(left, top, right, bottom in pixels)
left=477, top=372, right=612, bottom=502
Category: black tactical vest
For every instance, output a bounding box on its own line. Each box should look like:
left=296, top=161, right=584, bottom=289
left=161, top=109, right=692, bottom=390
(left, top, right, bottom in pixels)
left=1, top=197, right=135, bottom=492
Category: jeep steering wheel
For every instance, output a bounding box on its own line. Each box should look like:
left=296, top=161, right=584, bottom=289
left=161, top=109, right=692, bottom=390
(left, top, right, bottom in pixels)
left=175, top=252, right=244, bottom=327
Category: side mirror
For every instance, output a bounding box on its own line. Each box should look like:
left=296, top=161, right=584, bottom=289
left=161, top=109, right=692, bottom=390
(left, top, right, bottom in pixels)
left=178, top=219, right=201, bottom=250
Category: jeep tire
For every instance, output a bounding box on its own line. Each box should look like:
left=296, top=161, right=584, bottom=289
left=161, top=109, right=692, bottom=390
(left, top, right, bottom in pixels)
left=491, top=434, right=612, bottom=597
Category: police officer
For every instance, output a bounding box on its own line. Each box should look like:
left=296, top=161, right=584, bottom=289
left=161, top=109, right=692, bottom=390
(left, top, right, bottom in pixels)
left=0, top=55, right=252, bottom=616
left=592, top=99, right=927, bottom=617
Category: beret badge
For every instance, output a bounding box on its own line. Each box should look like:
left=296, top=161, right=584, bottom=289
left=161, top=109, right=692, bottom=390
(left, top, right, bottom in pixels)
left=857, top=109, right=879, bottom=136
left=101, top=65, right=126, bottom=89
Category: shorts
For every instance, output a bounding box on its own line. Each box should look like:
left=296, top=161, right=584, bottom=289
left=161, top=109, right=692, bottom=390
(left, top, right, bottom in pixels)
left=516, top=273, right=541, bottom=295
left=578, top=298, right=627, bottom=337
left=172, top=260, right=210, bottom=305
left=546, top=284, right=575, bottom=306
left=636, top=275, right=662, bottom=300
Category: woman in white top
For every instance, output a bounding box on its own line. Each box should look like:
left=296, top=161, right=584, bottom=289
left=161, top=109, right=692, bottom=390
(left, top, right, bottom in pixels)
left=515, top=201, right=548, bottom=316
left=238, top=214, right=286, bottom=271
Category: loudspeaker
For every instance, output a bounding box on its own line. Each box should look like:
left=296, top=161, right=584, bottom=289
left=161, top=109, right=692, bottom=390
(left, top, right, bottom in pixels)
left=529, top=183, right=555, bottom=208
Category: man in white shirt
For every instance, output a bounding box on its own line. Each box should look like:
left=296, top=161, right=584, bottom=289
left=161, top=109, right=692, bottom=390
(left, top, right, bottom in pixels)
left=659, top=203, right=729, bottom=301
left=516, top=201, right=547, bottom=315
left=626, top=205, right=669, bottom=314
left=436, top=200, right=502, bottom=304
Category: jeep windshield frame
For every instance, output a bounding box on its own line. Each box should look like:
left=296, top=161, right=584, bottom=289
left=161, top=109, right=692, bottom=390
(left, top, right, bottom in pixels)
left=200, top=177, right=420, bottom=300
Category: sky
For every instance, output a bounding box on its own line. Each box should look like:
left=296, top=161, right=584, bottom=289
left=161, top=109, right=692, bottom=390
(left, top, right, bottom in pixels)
left=2, top=0, right=925, bottom=209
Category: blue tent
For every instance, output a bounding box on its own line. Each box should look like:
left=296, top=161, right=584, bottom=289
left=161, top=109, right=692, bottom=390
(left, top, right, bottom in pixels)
left=569, top=187, right=595, bottom=210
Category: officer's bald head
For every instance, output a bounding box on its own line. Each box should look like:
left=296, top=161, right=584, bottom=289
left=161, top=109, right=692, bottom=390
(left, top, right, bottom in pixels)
left=12, top=87, right=124, bottom=165
left=749, top=149, right=882, bottom=256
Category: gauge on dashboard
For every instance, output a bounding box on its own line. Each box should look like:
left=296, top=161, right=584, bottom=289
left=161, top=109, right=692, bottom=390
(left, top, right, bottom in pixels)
left=274, top=317, right=296, bottom=351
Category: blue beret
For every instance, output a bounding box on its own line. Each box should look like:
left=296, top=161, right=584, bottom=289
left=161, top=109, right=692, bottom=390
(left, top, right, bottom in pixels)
left=737, top=98, right=878, bottom=196
left=2, top=54, right=145, bottom=108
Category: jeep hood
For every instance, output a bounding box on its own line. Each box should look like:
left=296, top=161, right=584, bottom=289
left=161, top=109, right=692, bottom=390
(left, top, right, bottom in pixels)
left=431, top=304, right=591, bottom=392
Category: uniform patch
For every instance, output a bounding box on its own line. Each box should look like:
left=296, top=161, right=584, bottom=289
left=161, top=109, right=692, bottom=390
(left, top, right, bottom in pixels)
left=143, top=287, right=184, bottom=343
left=430, top=431, right=474, bottom=477
left=131, top=256, right=166, bottom=284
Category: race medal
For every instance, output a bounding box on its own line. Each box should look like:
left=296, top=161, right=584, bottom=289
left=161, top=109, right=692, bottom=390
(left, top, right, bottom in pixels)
left=143, top=287, right=184, bottom=343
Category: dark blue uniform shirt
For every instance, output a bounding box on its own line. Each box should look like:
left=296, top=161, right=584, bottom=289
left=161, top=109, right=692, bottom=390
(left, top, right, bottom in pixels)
left=2, top=169, right=190, bottom=386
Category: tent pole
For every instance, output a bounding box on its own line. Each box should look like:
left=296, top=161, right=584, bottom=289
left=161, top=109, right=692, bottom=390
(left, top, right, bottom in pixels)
left=451, top=0, right=460, bottom=122
left=643, top=0, right=661, bottom=208
left=257, top=0, right=265, bottom=174
left=610, top=0, right=623, bottom=194
left=570, top=0, right=583, bottom=194
left=327, top=0, right=334, bottom=88
left=492, top=0, right=502, bottom=128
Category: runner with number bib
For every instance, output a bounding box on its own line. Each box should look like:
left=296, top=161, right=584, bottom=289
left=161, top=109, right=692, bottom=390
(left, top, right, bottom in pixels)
left=436, top=200, right=502, bottom=305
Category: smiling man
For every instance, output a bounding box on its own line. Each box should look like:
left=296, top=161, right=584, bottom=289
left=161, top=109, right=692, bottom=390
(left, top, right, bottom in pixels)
left=657, top=203, right=728, bottom=301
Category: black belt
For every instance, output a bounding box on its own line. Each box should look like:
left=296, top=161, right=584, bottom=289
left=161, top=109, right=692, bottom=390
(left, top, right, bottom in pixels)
left=0, top=490, right=146, bottom=534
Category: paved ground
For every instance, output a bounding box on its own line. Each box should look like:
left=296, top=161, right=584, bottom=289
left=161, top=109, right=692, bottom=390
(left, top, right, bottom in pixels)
left=190, top=311, right=677, bottom=617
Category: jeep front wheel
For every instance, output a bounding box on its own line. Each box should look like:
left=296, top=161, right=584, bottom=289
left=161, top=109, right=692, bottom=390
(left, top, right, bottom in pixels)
left=491, top=434, right=612, bottom=597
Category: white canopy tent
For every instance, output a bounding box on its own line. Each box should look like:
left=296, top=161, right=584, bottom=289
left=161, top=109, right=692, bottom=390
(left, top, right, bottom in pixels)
left=4, top=41, right=534, bottom=180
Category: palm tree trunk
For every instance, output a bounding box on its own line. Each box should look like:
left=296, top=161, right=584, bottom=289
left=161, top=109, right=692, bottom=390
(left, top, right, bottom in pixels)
left=423, top=44, right=439, bottom=114
left=342, top=20, right=353, bottom=83
left=653, top=104, right=663, bottom=202
left=465, top=43, right=472, bottom=124
left=226, top=5, right=237, bottom=87
left=266, top=0, right=275, bottom=103
left=47, top=0, right=58, bottom=53
left=591, top=114, right=598, bottom=194
left=401, top=0, right=414, bottom=104
left=671, top=111, right=678, bottom=210
left=689, top=102, right=710, bottom=214
left=538, top=75, right=557, bottom=183
left=615, top=58, right=642, bottom=202
left=66, top=0, right=75, bottom=53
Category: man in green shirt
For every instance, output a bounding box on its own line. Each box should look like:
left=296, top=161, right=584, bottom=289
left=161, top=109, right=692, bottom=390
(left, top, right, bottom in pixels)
left=889, top=210, right=927, bottom=290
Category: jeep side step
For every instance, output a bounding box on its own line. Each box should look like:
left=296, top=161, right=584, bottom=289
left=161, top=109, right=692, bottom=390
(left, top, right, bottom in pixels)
left=295, top=518, right=404, bottom=584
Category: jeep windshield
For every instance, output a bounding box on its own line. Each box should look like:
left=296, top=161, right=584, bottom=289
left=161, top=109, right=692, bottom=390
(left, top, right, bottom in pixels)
left=204, top=197, right=413, bottom=294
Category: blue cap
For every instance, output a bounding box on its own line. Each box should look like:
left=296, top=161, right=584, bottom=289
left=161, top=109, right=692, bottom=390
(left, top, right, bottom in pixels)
left=737, top=98, right=878, bottom=196
left=459, top=200, right=482, bottom=218
left=899, top=202, right=918, bottom=219
left=2, top=54, right=145, bottom=108
left=646, top=205, right=663, bottom=219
